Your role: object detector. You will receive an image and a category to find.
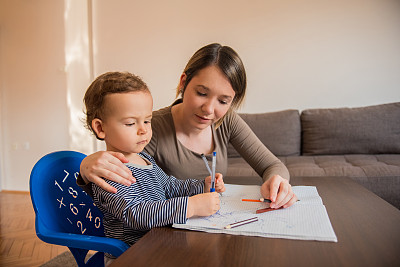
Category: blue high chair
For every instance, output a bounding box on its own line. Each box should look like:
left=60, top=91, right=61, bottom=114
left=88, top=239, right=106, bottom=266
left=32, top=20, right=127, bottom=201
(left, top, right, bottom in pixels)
left=30, top=151, right=130, bottom=267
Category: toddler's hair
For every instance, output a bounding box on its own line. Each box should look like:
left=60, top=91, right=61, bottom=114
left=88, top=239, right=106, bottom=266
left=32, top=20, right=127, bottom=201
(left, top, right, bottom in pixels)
left=84, top=71, right=149, bottom=139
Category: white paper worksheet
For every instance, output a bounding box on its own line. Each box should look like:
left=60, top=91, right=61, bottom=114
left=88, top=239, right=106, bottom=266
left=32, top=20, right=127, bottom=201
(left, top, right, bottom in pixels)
left=173, top=184, right=337, bottom=242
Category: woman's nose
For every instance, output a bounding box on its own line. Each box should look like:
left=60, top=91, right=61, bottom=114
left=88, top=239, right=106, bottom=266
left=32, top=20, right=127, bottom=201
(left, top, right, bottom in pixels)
left=201, top=100, right=214, bottom=114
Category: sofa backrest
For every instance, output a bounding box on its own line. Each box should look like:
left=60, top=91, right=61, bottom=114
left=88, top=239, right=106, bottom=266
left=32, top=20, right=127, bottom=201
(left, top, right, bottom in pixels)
left=227, top=109, right=301, bottom=157
left=301, top=102, right=400, bottom=155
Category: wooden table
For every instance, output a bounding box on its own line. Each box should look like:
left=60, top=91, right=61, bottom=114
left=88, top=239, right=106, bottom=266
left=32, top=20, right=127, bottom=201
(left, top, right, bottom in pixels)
left=110, top=177, right=400, bottom=267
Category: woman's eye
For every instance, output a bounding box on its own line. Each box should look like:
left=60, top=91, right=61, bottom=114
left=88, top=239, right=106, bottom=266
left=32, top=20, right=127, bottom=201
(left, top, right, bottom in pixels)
left=219, top=100, right=229, bottom=105
left=197, top=91, right=207, bottom=97
left=125, top=123, right=135, bottom=126
left=145, top=120, right=151, bottom=124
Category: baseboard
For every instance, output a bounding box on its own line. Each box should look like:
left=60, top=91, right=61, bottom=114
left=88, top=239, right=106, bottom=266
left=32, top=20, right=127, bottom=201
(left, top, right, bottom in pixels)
left=1, top=190, right=30, bottom=194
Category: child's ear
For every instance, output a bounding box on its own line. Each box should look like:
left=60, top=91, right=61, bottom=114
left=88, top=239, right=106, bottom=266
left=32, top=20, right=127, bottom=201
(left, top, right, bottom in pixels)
left=92, top=118, right=106, bottom=140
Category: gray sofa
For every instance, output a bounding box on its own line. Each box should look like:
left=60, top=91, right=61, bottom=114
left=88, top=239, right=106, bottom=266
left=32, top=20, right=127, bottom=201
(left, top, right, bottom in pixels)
left=226, top=102, right=400, bottom=209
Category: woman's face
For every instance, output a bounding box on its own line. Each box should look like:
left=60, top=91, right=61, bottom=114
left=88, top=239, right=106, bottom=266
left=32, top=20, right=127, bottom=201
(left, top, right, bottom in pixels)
left=180, top=65, right=235, bottom=131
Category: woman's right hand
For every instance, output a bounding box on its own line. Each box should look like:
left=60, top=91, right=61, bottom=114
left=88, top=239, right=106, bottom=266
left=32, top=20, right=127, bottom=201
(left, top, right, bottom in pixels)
left=80, top=151, right=136, bottom=193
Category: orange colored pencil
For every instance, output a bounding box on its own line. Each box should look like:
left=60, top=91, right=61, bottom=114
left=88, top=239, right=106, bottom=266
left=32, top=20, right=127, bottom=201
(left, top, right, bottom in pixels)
left=242, top=198, right=272, bottom=203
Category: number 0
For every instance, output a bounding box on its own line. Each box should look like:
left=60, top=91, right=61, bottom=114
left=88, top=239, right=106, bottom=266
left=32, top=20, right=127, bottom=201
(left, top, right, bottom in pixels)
left=95, top=217, right=101, bottom=228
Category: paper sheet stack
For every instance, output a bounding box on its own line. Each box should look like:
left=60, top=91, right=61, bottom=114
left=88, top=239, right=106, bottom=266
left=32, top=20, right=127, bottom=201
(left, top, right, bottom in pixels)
left=173, top=184, right=337, bottom=242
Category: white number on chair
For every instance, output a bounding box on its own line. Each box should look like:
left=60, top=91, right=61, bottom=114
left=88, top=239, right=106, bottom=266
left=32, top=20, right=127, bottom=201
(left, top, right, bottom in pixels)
left=94, top=217, right=101, bottom=228
left=77, top=221, right=87, bottom=234
left=55, top=180, right=63, bottom=191
left=63, top=170, right=69, bottom=182
left=70, top=203, right=79, bottom=215
left=86, top=208, right=92, bottom=221
left=68, top=187, right=78, bottom=198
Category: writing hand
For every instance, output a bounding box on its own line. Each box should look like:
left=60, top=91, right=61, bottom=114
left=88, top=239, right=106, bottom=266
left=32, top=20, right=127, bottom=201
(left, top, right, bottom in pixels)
left=187, top=192, right=220, bottom=218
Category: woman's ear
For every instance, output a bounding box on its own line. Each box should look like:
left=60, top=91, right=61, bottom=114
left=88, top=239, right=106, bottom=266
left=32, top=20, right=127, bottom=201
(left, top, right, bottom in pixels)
left=179, top=73, right=187, bottom=95
left=92, top=118, right=106, bottom=140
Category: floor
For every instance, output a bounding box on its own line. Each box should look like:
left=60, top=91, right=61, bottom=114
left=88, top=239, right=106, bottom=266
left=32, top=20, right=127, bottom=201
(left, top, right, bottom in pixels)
left=0, top=191, right=68, bottom=266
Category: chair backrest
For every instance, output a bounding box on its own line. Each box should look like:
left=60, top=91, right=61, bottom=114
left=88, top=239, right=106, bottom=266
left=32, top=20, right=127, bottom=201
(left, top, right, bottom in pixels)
left=30, top=151, right=130, bottom=266
left=30, top=151, right=105, bottom=238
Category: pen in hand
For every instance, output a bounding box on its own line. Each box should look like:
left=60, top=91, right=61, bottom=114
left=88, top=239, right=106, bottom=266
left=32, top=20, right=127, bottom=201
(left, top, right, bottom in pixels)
left=211, top=152, right=216, bottom=192
left=201, top=152, right=219, bottom=193
left=201, top=154, right=212, bottom=176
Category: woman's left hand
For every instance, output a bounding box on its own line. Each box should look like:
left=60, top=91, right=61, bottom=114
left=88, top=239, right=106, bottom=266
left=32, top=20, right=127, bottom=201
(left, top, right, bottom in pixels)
left=260, top=175, right=297, bottom=209
left=205, top=173, right=226, bottom=193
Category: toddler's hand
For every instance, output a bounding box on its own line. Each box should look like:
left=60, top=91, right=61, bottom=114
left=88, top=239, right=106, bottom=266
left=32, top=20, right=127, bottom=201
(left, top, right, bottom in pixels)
left=204, top=173, right=225, bottom=193
left=187, top=192, right=220, bottom=218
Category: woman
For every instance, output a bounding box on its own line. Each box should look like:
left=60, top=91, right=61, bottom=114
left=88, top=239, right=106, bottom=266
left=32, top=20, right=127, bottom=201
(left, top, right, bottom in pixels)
left=79, top=43, right=297, bottom=209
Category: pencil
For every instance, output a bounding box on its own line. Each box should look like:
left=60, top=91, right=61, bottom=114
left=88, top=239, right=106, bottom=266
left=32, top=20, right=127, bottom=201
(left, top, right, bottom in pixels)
left=242, top=198, right=272, bottom=203
left=224, top=217, right=258, bottom=229
left=256, top=207, right=284, bottom=214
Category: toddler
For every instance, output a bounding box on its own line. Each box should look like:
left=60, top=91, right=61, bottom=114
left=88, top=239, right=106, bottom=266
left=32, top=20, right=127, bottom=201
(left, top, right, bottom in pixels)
left=83, top=71, right=225, bottom=262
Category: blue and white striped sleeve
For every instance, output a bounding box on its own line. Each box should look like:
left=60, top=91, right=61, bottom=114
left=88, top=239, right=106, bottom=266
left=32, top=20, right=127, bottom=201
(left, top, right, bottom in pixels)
left=92, top=182, right=188, bottom=231
left=152, top=163, right=204, bottom=198
left=163, top=175, right=204, bottom=199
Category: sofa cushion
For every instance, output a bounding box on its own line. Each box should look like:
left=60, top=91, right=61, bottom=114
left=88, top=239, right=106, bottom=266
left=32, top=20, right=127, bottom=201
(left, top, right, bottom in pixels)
left=227, top=109, right=301, bottom=157
left=227, top=154, right=400, bottom=209
left=301, top=102, right=400, bottom=155
left=279, top=154, right=400, bottom=178
left=279, top=154, right=400, bottom=209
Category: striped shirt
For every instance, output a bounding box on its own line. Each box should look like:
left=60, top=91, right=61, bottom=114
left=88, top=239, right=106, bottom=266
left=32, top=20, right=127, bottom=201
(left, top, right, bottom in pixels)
left=92, top=152, right=204, bottom=249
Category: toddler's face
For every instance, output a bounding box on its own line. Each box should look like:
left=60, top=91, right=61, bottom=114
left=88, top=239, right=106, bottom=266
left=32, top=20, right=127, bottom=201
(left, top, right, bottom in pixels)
left=100, top=91, right=153, bottom=156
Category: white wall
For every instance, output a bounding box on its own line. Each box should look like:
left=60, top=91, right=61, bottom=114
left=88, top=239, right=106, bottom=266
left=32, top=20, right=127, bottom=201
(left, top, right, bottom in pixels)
left=92, top=0, right=400, bottom=112
left=0, top=0, right=69, bottom=191
left=63, top=0, right=95, bottom=154
left=1, top=0, right=399, bottom=191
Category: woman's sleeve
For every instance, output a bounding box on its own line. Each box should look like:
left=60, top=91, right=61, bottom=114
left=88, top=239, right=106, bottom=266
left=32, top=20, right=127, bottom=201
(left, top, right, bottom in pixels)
left=76, top=174, right=93, bottom=197
left=93, top=182, right=188, bottom=231
left=227, top=112, right=290, bottom=182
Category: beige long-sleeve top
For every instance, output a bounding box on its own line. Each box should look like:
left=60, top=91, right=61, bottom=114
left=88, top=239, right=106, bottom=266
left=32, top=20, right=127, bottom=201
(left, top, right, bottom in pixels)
left=143, top=103, right=289, bottom=182
left=78, top=102, right=289, bottom=193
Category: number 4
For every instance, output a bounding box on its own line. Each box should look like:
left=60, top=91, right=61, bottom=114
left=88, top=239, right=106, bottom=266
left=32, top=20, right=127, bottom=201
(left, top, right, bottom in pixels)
left=86, top=208, right=92, bottom=221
